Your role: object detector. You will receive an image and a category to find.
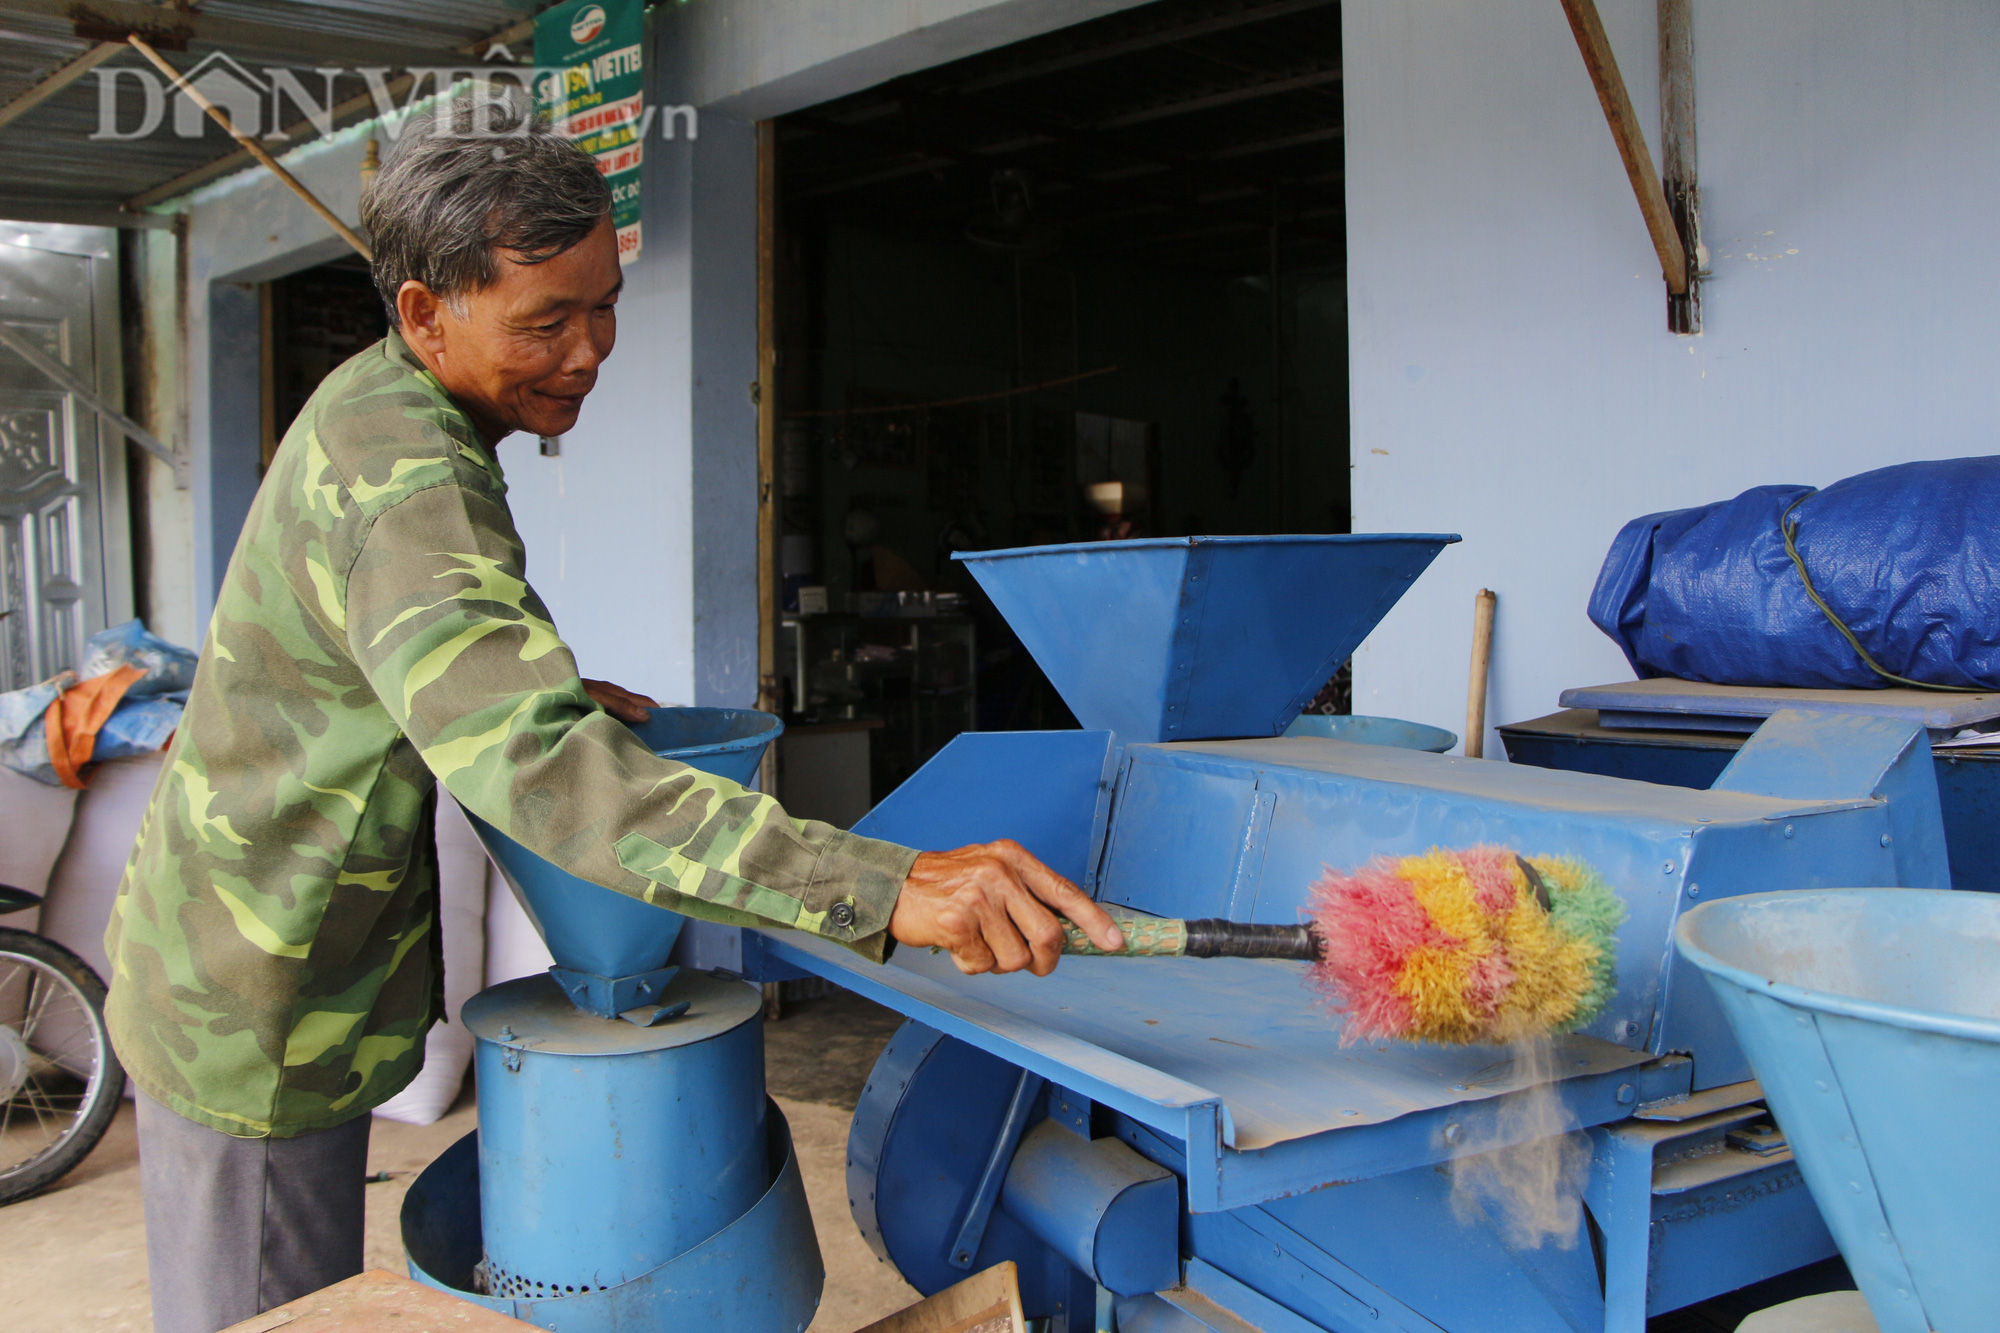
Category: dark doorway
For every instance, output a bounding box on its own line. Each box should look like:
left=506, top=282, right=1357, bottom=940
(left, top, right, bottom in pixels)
left=262, top=258, right=387, bottom=470
left=769, top=0, right=1350, bottom=809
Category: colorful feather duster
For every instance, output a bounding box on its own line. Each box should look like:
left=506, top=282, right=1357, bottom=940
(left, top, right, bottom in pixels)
left=1308, top=847, right=1625, bottom=1045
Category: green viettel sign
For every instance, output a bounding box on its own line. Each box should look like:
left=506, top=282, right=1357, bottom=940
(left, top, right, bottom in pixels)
left=535, top=0, right=645, bottom=263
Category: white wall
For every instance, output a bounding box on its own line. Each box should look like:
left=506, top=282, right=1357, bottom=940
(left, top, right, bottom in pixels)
left=1343, top=0, right=2000, bottom=755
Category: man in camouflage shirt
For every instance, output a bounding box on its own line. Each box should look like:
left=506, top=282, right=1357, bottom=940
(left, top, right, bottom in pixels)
left=109, top=103, right=1120, bottom=1333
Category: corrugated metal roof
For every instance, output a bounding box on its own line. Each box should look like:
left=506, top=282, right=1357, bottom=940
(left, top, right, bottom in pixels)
left=0, top=0, right=535, bottom=213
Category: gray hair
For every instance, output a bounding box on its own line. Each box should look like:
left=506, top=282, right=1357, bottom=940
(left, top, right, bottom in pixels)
left=362, top=93, right=612, bottom=326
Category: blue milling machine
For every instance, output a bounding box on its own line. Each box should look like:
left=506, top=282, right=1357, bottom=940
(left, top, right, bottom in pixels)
left=404, top=535, right=1954, bottom=1333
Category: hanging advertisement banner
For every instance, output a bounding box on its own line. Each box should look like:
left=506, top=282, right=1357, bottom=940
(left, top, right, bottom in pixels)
left=535, top=0, right=644, bottom=263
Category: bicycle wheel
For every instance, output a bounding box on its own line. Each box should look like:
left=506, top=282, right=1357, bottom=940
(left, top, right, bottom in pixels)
left=0, top=927, right=127, bottom=1204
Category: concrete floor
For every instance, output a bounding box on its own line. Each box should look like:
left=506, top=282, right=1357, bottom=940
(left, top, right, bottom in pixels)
left=0, top=989, right=917, bottom=1333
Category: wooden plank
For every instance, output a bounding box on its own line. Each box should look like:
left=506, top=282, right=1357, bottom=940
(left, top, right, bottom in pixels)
left=1657, top=0, right=1701, bottom=330
left=126, top=17, right=534, bottom=208
left=853, top=1261, right=1027, bottom=1333
left=218, top=1270, right=531, bottom=1332
left=127, top=36, right=372, bottom=261
left=1556, top=0, right=1688, bottom=295
left=0, top=40, right=119, bottom=131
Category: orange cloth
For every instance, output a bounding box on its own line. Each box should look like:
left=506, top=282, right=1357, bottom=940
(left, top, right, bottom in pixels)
left=43, top=664, right=145, bottom=789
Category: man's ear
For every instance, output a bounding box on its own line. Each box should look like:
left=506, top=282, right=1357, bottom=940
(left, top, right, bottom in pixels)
left=396, top=280, right=449, bottom=356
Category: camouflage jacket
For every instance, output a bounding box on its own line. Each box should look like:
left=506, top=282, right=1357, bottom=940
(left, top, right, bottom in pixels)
left=105, top=331, right=916, bottom=1138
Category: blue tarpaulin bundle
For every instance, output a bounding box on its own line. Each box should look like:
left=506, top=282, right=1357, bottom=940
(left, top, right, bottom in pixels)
left=1589, top=456, right=2000, bottom=691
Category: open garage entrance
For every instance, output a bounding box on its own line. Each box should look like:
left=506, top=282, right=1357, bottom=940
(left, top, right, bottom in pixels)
left=765, top=0, right=1351, bottom=817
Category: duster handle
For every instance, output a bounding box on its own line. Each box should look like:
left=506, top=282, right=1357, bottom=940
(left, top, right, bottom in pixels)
left=1060, top=915, right=1322, bottom=960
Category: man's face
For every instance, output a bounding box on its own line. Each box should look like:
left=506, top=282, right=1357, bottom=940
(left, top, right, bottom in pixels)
left=397, top=216, right=621, bottom=443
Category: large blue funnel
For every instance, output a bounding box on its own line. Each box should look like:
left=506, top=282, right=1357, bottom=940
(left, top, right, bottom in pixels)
left=957, top=535, right=1458, bottom=742
left=463, top=707, right=783, bottom=1016
left=1677, top=890, right=2000, bottom=1333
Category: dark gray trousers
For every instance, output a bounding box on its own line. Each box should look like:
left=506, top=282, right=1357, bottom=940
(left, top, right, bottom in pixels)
left=136, top=1089, right=371, bottom=1333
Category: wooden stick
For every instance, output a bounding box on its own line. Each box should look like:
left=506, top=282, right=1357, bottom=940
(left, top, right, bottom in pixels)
left=1465, top=589, right=1498, bottom=758
left=0, top=41, right=121, bottom=131
left=1556, top=0, right=1687, bottom=295
left=755, top=119, right=780, bottom=797
left=126, top=35, right=373, bottom=262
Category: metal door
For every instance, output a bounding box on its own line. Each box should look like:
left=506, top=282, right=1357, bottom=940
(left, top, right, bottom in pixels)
left=0, top=224, right=128, bottom=691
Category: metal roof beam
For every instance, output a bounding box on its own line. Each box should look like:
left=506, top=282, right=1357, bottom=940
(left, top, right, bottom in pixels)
left=788, top=111, right=1341, bottom=245
left=0, top=0, right=469, bottom=65
left=952, top=0, right=1339, bottom=94
left=0, top=199, right=175, bottom=227
left=1093, top=63, right=1342, bottom=131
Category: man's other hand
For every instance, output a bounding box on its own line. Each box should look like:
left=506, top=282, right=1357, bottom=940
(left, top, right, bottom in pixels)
left=890, top=840, right=1125, bottom=976
left=583, top=679, right=659, bottom=724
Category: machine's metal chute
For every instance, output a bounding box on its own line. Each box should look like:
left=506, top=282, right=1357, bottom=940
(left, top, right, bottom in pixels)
left=957, top=534, right=1458, bottom=743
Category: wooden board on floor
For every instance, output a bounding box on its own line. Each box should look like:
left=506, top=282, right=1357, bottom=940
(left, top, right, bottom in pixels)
left=852, top=1261, right=1026, bottom=1333
left=220, top=1269, right=531, bottom=1332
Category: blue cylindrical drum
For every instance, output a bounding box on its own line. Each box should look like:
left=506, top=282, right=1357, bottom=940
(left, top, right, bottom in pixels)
left=464, top=970, right=767, bottom=1297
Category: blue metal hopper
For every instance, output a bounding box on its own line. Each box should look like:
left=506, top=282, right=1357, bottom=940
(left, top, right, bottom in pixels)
left=463, top=706, right=783, bottom=1017
left=1678, top=889, right=2000, bottom=1333
left=957, top=534, right=1459, bottom=743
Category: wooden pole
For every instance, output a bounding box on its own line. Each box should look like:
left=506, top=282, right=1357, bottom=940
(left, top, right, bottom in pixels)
left=1657, top=0, right=1701, bottom=331
left=0, top=42, right=121, bottom=131
left=127, top=35, right=373, bottom=262
left=1556, top=0, right=1687, bottom=295
left=1464, top=589, right=1498, bottom=759
left=755, top=119, right=780, bottom=780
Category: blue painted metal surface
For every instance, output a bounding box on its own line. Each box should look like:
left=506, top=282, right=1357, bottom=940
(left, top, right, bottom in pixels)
left=813, top=537, right=1960, bottom=1330
left=1710, top=709, right=1949, bottom=890
left=855, top=730, right=1120, bottom=885
left=401, top=1102, right=822, bottom=1332
left=464, top=707, right=782, bottom=1015
left=1000, top=1119, right=1180, bottom=1297
left=463, top=972, right=768, bottom=1296
left=1583, top=1109, right=1835, bottom=1330
left=1281, top=712, right=1458, bottom=752
left=1678, top=889, right=2000, bottom=1333
left=1502, top=710, right=2000, bottom=893
left=956, top=535, right=1457, bottom=743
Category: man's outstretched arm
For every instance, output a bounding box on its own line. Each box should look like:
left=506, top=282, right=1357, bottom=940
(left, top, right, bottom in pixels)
left=345, top=480, right=1119, bottom=972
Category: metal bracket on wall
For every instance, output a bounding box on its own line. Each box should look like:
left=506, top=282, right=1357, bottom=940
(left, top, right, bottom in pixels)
left=1558, top=0, right=1704, bottom=333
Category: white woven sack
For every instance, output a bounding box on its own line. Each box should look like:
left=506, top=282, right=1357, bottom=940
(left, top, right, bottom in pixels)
left=372, top=793, right=488, bottom=1126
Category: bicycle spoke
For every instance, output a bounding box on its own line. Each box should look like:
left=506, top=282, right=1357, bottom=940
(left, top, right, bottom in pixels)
left=19, top=968, right=63, bottom=1045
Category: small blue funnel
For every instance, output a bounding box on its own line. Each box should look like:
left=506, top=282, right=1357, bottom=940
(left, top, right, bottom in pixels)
left=1677, top=890, right=2000, bottom=1333
left=463, top=707, right=783, bottom=1017
left=957, top=535, right=1458, bottom=742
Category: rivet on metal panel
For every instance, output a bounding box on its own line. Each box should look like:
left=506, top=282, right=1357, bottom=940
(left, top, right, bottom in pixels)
left=1783, top=824, right=1795, bottom=839
left=1880, top=834, right=1893, bottom=847
left=1662, top=861, right=1676, bottom=874
left=1687, top=883, right=1701, bottom=897
left=1443, top=1123, right=1463, bottom=1144
left=1450, top=1083, right=1467, bottom=1092
left=1615, top=1084, right=1636, bottom=1105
